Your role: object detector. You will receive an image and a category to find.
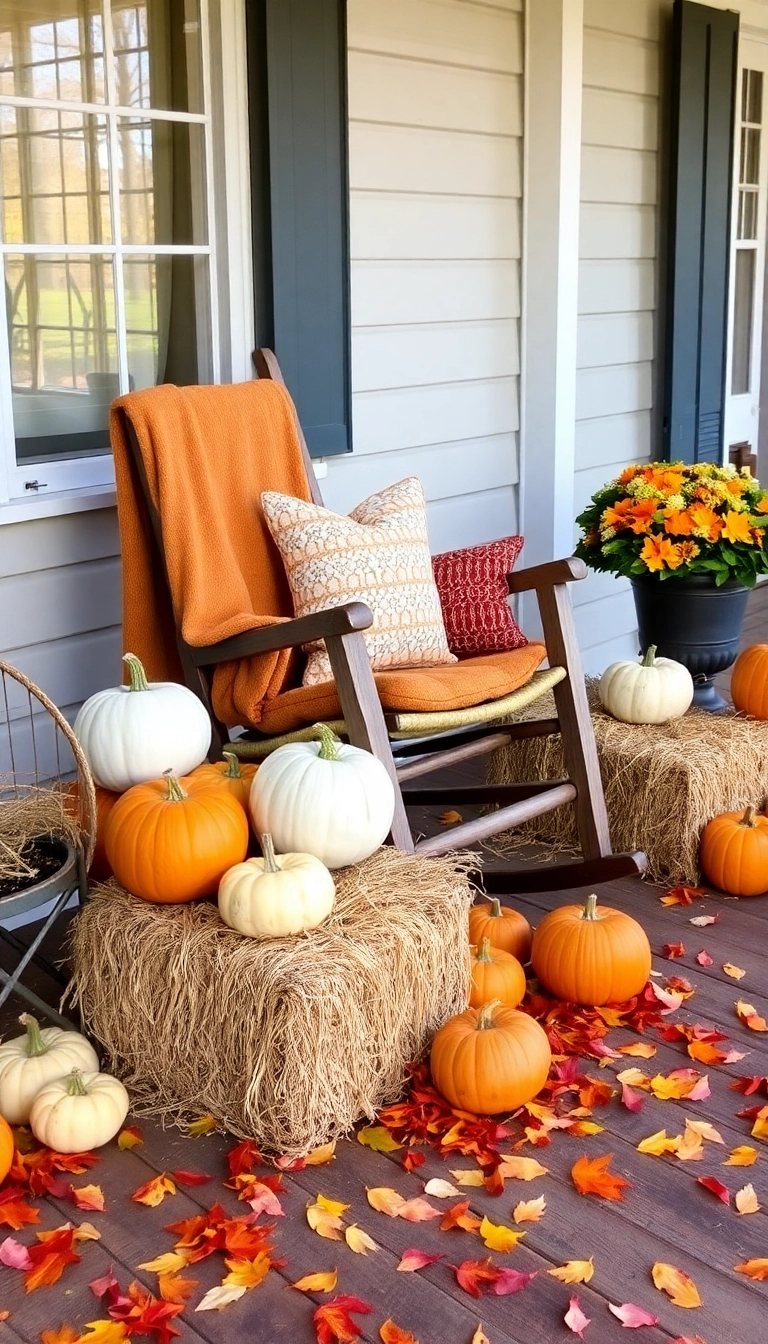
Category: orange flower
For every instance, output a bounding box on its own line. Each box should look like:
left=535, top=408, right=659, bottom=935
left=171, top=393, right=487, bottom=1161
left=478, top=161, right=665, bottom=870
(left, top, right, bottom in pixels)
left=627, top=498, right=660, bottom=534
left=644, top=467, right=685, bottom=495
left=721, top=510, right=754, bottom=545
left=676, top=541, right=700, bottom=562
left=640, top=536, right=683, bottom=572
left=663, top=508, right=696, bottom=536
left=618, top=465, right=639, bottom=485
left=755, top=497, right=768, bottom=514
left=727, top=478, right=746, bottom=495
left=602, top=499, right=635, bottom=531
left=688, top=504, right=723, bottom=542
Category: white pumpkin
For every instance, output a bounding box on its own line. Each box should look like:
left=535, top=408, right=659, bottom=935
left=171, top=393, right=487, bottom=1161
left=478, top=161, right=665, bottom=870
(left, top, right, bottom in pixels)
left=0, top=1014, right=99, bottom=1125
left=74, top=653, right=211, bottom=791
left=249, top=725, right=396, bottom=869
left=599, top=645, right=694, bottom=724
left=218, top=833, right=336, bottom=937
left=29, top=1068, right=130, bottom=1153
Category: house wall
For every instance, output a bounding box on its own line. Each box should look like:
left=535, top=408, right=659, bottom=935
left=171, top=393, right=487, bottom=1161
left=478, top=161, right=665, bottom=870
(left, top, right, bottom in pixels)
left=572, top=0, right=671, bottom=673
left=323, top=0, right=523, bottom=553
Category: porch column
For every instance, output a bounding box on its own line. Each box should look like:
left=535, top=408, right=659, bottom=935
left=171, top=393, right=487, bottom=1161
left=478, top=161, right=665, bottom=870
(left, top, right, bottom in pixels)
left=518, top=0, right=584, bottom=634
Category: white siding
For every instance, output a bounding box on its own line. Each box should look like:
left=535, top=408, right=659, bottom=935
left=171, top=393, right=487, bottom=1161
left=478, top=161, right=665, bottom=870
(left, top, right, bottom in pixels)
left=574, top=0, right=669, bottom=672
left=324, top=0, right=523, bottom=549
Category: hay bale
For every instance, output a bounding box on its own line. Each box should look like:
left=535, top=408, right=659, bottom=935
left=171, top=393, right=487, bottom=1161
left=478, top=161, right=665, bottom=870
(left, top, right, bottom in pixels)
left=488, top=684, right=768, bottom=886
left=66, top=848, right=472, bottom=1156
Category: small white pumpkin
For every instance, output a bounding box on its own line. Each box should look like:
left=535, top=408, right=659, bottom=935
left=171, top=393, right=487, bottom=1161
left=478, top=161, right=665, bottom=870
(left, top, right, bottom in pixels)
left=74, top=653, right=212, bottom=791
left=250, top=725, right=396, bottom=869
left=29, top=1068, right=130, bottom=1153
left=218, top=832, right=336, bottom=937
left=599, top=644, right=694, bottom=725
left=0, top=1014, right=99, bottom=1125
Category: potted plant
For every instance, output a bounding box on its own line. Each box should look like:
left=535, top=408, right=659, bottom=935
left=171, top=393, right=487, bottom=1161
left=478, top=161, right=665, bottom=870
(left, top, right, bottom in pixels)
left=575, top=461, right=768, bottom=711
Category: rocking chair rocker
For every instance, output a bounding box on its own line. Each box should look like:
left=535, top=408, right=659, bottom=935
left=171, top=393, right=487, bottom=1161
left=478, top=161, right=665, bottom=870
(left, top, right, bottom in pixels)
left=112, top=350, right=645, bottom=895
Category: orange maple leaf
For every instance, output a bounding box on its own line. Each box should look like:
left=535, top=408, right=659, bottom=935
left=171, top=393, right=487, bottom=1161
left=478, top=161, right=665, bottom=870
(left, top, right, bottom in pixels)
left=736, top=1000, right=768, bottom=1032
left=379, top=1320, right=419, bottom=1344
left=157, top=1270, right=199, bottom=1303
left=0, top=1186, right=40, bottom=1231
left=440, top=1199, right=482, bottom=1233
left=106, top=1279, right=184, bottom=1340
left=25, top=1227, right=81, bottom=1293
left=41, top=1329, right=79, bottom=1344
left=659, top=886, right=706, bottom=906
left=132, top=1173, right=177, bottom=1206
left=734, top=1258, right=768, bottom=1280
left=70, top=1184, right=105, bottom=1212
left=313, top=1293, right=373, bottom=1344
left=571, top=1154, right=631, bottom=1202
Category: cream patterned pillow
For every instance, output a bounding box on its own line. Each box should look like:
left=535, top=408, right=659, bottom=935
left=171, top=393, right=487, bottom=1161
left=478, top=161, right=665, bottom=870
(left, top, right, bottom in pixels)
left=261, top=477, right=457, bottom=686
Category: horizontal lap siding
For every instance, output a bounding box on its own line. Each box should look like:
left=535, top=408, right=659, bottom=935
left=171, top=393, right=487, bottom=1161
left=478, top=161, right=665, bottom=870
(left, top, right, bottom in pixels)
left=574, top=0, right=668, bottom=669
left=324, top=0, right=523, bottom=549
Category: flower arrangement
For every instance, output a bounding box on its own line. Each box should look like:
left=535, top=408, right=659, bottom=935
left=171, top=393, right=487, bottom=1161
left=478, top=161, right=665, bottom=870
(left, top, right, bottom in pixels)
left=575, top=461, right=768, bottom=586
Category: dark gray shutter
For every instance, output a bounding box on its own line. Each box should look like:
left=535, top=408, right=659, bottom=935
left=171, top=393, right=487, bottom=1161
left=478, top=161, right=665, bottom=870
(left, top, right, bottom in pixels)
left=662, top=0, right=739, bottom=463
left=246, top=0, right=351, bottom=458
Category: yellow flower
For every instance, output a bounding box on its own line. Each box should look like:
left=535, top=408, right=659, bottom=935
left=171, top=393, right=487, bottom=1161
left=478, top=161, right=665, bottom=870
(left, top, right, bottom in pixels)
left=676, top=541, right=700, bottom=561
left=721, top=510, right=754, bottom=545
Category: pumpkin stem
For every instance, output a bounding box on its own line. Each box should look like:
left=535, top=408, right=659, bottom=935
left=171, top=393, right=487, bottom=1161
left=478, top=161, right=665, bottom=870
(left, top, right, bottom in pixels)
left=222, top=750, right=242, bottom=779
left=312, top=723, right=342, bottom=761
left=642, top=645, right=657, bottom=668
left=260, top=833, right=281, bottom=873
left=476, top=999, right=502, bottom=1030
left=163, top=772, right=188, bottom=803
left=122, top=652, right=149, bottom=693
left=18, top=1013, right=49, bottom=1058
left=475, top=938, right=495, bottom=964
left=581, top=893, right=600, bottom=921
left=66, top=1068, right=89, bottom=1097
left=489, top=898, right=503, bottom=918
left=741, top=805, right=757, bottom=828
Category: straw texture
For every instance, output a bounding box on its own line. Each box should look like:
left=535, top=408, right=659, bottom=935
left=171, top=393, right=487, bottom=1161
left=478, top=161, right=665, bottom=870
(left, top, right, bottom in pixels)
left=66, top=848, right=473, bottom=1155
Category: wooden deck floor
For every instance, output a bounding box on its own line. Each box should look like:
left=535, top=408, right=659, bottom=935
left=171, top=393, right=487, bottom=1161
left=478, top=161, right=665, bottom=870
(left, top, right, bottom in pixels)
left=2, top=587, right=768, bottom=1343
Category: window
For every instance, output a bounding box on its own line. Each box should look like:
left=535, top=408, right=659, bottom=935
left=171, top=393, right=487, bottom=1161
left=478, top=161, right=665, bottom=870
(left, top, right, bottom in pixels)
left=732, top=67, right=763, bottom=396
left=0, top=0, right=217, bottom=503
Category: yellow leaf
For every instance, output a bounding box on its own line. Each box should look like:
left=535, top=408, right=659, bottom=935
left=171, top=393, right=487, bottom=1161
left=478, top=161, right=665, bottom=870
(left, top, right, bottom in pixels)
left=751, top=1105, right=768, bottom=1141
left=131, top=1174, right=177, bottom=1207
left=723, top=963, right=746, bottom=980
left=366, top=1187, right=406, bottom=1217
left=637, top=1130, right=680, bottom=1157
left=316, top=1193, right=349, bottom=1218
left=195, top=1283, right=247, bottom=1311
left=73, top=1222, right=101, bottom=1243
left=479, top=1215, right=525, bottom=1253
left=725, top=1145, right=758, bottom=1167
left=292, top=1269, right=338, bottom=1293
left=616, top=1068, right=649, bottom=1089
left=651, top=1261, right=702, bottom=1308
left=304, top=1142, right=337, bottom=1166
left=547, top=1258, right=594, bottom=1285
left=116, top=1126, right=143, bottom=1150
left=222, top=1253, right=271, bottom=1289
left=569, top=1121, right=604, bottom=1137
left=684, top=1118, right=724, bottom=1144
left=650, top=1074, right=695, bottom=1101
left=345, top=1225, right=378, bottom=1255
left=618, top=1042, right=656, bottom=1058
left=512, top=1196, right=546, bottom=1224
left=471, top=1330, right=490, bottom=1344
left=735, top=1183, right=760, bottom=1215
left=675, top=1128, right=705, bottom=1162
left=357, top=1127, right=401, bottom=1153
left=306, top=1200, right=344, bottom=1241
left=138, top=1252, right=190, bottom=1274
left=736, top=1000, right=768, bottom=1032
left=185, top=1114, right=219, bottom=1137
left=157, top=1271, right=198, bottom=1304
left=439, top=809, right=463, bottom=825
left=73, top=1324, right=129, bottom=1344
left=423, top=1179, right=459, bottom=1199
left=449, top=1169, right=485, bottom=1187
left=496, top=1156, right=549, bottom=1181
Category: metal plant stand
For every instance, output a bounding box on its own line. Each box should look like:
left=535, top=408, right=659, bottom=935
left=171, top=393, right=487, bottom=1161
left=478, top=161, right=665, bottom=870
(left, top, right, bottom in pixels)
left=0, top=661, right=96, bottom=1027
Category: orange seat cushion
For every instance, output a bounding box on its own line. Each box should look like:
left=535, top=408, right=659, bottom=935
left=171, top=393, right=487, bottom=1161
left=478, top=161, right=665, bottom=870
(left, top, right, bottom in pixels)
left=259, top=643, right=547, bottom=735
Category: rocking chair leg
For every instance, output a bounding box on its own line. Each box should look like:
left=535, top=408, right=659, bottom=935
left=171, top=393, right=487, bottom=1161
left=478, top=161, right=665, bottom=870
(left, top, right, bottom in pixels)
left=537, top=583, right=611, bottom=861
left=325, top=630, right=414, bottom=853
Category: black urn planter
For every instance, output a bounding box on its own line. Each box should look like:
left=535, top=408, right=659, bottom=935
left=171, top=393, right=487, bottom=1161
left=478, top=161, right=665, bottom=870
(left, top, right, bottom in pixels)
left=630, top=574, right=749, bottom=712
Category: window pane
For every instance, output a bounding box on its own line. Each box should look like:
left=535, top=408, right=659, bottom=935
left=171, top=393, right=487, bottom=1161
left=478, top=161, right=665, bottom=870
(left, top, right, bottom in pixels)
left=124, top=253, right=211, bottom=389
left=0, top=107, right=111, bottom=245
left=732, top=248, right=756, bottom=396
left=4, top=253, right=117, bottom=461
left=117, top=117, right=207, bottom=244
left=0, top=1, right=104, bottom=103
left=738, top=187, right=759, bottom=242
left=742, top=126, right=761, bottom=185
left=111, top=0, right=203, bottom=114
left=746, top=69, right=764, bottom=125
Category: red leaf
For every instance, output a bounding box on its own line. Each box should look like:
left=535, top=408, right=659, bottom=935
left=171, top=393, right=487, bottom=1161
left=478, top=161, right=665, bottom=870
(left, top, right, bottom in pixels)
left=662, top=943, right=686, bottom=959
left=493, top=1268, right=537, bottom=1295
left=565, top=1295, right=591, bottom=1339
left=401, top=1151, right=425, bottom=1173
left=621, top=1084, right=644, bottom=1114
left=0, top=1187, right=40, bottom=1231
left=313, top=1294, right=373, bottom=1344
left=107, top=1279, right=185, bottom=1344
left=608, top=1302, right=659, bottom=1328
left=696, top=1176, right=730, bottom=1205
left=170, top=1170, right=212, bottom=1187
left=0, top=1234, right=32, bottom=1269
left=454, top=1259, right=502, bottom=1298
left=226, top=1139, right=263, bottom=1178
left=396, top=1248, right=443, bottom=1272
left=660, top=886, right=706, bottom=906
left=695, top=950, right=714, bottom=967
left=25, top=1227, right=80, bottom=1293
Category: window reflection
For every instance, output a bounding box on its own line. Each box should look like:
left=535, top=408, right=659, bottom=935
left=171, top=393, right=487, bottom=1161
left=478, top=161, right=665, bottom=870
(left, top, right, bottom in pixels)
left=111, top=0, right=203, bottom=113
left=0, top=1, right=104, bottom=103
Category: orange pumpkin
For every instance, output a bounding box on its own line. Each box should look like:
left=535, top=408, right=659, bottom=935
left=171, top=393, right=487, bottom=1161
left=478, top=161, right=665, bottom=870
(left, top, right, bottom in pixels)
left=468, top=898, right=532, bottom=962
left=430, top=999, right=552, bottom=1115
left=470, top=938, right=526, bottom=1010
left=64, top=782, right=120, bottom=881
left=731, top=645, right=768, bottom=719
left=531, top=893, right=651, bottom=1006
left=105, top=772, right=249, bottom=904
left=193, top=750, right=258, bottom=812
left=0, top=1116, right=13, bottom=1185
left=700, top=804, right=768, bottom=896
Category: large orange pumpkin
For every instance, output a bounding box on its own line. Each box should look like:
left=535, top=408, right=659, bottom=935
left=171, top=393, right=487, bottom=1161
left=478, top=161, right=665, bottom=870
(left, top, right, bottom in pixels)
left=0, top=1116, right=13, bottom=1185
left=531, top=894, right=651, bottom=1006
left=468, top=898, right=532, bottom=962
left=193, top=750, right=258, bottom=812
left=430, top=1000, right=552, bottom=1115
left=731, top=645, right=768, bottom=719
left=469, top=938, right=526, bottom=1010
left=105, top=772, right=249, bottom=904
left=64, top=782, right=121, bottom=882
left=700, top=804, right=768, bottom=896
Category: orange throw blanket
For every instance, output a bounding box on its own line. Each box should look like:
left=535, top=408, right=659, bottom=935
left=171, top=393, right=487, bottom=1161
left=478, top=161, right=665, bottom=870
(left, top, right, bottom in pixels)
left=111, top=381, right=312, bottom=727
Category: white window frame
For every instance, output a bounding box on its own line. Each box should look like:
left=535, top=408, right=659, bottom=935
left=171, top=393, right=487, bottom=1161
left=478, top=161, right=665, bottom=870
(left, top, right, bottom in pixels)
left=0, top=0, right=252, bottom=519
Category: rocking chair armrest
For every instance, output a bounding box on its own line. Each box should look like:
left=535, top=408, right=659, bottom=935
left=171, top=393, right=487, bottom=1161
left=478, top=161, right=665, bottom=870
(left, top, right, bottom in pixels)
left=506, top=556, right=587, bottom=594
left=189, top=602, right=373, bottom=666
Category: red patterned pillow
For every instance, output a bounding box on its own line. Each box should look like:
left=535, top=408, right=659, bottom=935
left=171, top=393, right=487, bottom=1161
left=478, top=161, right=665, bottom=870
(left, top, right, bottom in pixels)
left=431, top=537, right=527, bottom=657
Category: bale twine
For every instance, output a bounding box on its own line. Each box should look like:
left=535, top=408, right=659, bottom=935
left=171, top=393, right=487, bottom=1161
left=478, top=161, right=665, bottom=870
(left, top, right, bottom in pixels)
left=66, top=847, right=473, bottom=1156
left=487, top=683, right=768, bottom=886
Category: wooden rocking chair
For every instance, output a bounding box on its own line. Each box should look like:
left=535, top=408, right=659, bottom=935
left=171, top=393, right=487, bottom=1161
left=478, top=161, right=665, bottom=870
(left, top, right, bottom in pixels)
left=115, top=350, right=645, bottom=895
